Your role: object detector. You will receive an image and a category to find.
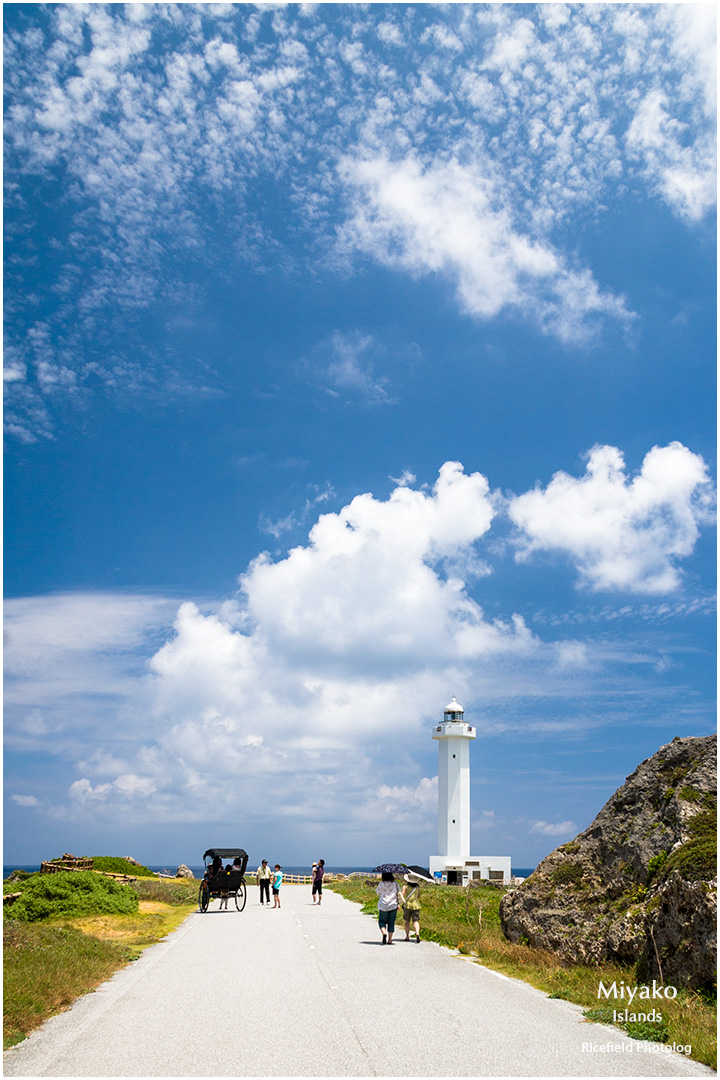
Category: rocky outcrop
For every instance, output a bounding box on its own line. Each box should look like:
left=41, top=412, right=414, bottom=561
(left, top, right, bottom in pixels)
left=500, top=734, right=716, bottom=990
left=176, top=864, right=195, bottom=879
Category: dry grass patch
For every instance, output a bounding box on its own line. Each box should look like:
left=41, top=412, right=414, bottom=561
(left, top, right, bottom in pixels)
left=59, top=900, right=196, bottom=956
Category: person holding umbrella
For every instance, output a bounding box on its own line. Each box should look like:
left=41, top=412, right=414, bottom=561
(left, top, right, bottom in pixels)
left=375, top=871, right=401, bottom=945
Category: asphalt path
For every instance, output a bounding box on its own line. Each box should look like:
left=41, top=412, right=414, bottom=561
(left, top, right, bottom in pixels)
left=4, top=885, right=714, bottom=1078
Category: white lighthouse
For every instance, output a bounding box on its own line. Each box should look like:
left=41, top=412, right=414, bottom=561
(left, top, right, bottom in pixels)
left=429, top=697, right=511, bottom=885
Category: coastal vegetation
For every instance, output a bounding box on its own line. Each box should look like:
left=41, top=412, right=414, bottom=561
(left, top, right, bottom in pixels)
left=5, top=871, right=139, bottom=922
left=89, top=856, right=157, bottom=878
left=327, top=877, right=716, bottom=1069
left=3, top=870, right=197, bottom=1048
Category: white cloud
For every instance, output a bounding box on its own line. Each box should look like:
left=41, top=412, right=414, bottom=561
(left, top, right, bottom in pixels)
left=308, top=331, right=393, bottom=404
left=340, top=155, right=633, bottom=343
left=3, top=593, right=178, bottom=750
left=3, top=464, right=534, bottom=837
left=3, top=448, right=714, bottom=843
left=11, top=795, right=42, bottom=808
left=4, top=5, right=715, bottom=436
left=377, top=777, right=438, bottom=810
left=376, top=21, right=403, bottom=48
left=509, top=442, right=715, bottom=594
left=530, top=819, right=576, bottom=837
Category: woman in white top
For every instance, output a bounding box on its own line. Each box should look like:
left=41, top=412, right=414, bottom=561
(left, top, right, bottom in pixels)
left=375, top=872, right=400, bottom=945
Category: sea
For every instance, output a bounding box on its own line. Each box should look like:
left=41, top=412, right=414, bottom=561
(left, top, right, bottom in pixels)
left=5, top=864, right=536, bottom=880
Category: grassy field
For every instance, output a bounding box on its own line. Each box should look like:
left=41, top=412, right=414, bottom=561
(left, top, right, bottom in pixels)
left=328, top=877, right=717, bottom=1070
left=3, top=874, right=198, bottom=1049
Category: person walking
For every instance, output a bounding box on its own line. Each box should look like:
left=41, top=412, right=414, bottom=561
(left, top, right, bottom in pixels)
left=400, top=874, right=422, bottom=942
left=312, top=859, right=325, bottom=905
left=375, top=872, right=400, bottom=945
left=272, top=864, right=283, bottom=908
left=256, top=859, right=272, bottom=905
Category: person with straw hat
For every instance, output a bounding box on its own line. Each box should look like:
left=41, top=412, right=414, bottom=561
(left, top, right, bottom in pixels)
left=400, top=873, right=422, bottom=942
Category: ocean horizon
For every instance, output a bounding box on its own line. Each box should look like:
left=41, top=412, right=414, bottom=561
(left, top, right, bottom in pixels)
left=4, top=864, right=536, bottom=880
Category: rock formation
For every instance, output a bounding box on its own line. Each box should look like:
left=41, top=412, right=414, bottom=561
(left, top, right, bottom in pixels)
left=176, top=864, right=195, bottom=879
left=500, top=734, right=716, bottom=990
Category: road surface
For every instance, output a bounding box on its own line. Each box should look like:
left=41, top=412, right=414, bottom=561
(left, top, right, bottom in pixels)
left=4, top=884, right=714, bottom=1077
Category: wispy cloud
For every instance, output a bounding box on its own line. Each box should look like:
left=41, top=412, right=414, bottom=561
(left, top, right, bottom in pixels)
left=307, top=331, right=394, bottom=405
left=340, top=155, right=633, bottom=343
left=4, top=4, right=715, bottom=438
left=530, top=819, right=577, bottom=838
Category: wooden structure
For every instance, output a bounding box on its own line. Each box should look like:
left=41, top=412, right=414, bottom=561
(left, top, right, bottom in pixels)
left=41, top=854, right=93, bottom=874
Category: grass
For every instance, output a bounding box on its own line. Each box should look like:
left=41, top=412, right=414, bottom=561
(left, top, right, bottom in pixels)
left=3, top=875, right=198, bottom=1049
left=327, top=878, right=717, bottom=1069
left=90, top=856, right=157, bottom=878
left=3, top=920, right=133, bottom=1049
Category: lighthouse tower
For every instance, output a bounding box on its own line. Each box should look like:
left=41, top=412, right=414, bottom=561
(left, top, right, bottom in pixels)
left=428, top=697, right=511, bottom=885
left=434, top=696, right=475, bottom=860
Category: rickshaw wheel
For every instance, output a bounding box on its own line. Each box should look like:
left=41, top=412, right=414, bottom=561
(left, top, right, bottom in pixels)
left=199, top=882, right=210, bottom=912
left=234, top=881, right=247, bottom=911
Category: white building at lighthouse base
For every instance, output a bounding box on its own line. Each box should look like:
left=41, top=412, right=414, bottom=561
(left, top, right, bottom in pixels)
left=428, top=853, right=512, bottom=885
left=429, top=697, right=511, bottom=886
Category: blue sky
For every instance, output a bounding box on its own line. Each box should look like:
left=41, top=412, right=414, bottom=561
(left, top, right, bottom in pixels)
left=4, top=3, right=716, bottom=870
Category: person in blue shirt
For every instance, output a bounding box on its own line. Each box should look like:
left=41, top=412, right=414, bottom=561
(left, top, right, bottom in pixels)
left=272, top=864, right=283, bottom=908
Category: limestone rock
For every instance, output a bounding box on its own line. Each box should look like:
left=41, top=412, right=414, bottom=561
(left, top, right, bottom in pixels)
left=500, top=734, right=716, bottom=990
left=641, top=872, right=717, bottom=989
left=176, top=864, right=195, bottom=879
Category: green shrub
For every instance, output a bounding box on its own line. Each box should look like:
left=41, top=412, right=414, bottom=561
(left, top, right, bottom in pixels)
left=550, top=861, right=584, bottom=887
left=687, top=808, right=716, bottom=840
left=624, top=1017, right=669, bottom=1043
left=661, top=808, right=717, bottom=882
left=647, top=851, right=667, bottom=878
left=91, top=857, right=156, bottom=878
left=662, top=838, right=716, bottom=882
left=5, top=872, right=139, bottom=922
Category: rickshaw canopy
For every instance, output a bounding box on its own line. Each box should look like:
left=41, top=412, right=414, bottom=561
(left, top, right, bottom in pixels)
left=203, top=848, right=248, bottom=861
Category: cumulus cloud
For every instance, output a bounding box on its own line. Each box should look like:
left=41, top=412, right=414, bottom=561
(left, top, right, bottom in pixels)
left=377, top=777, right=438, bottom=813
left=3, top=463, right=535, bottom=840
left=3, top=449, right=714, bottom=843
left=509, top=442, right=715, bottom=594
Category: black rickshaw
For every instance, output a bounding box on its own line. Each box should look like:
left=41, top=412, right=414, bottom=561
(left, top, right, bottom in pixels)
left=198, top=848, right=249, bottom=912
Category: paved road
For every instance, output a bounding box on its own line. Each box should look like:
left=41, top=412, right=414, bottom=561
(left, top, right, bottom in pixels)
left=4, top=885, right=714, bottom=1077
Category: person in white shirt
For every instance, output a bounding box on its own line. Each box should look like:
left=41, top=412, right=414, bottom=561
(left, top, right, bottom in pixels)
left=256, top=859, right=272, bottom=905
left=375, top=872, right=400, bottom=945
